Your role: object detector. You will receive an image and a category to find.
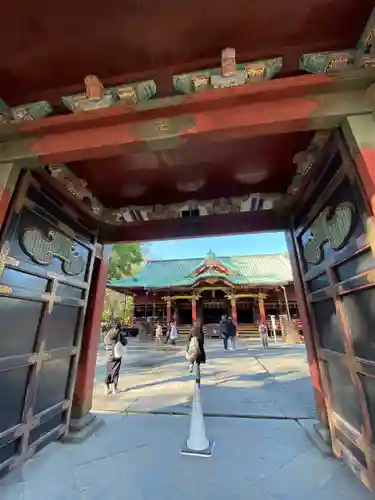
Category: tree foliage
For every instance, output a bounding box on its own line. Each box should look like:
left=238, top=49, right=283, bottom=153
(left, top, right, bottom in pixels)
left=108, top=243, right=144, bottom=280
left=102, top=290, right=134, bottom=323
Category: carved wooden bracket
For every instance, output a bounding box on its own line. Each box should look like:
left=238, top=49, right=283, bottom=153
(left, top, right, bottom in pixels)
left=221, top=47, right=237, bottom=77
left=287, top=131, right=331, bottom=195
left=173, top=49, right=282, bottom=94
left=300, top=8, right=375, bottom=73
left=62, top=77, right=157, bottom=112
left=85, top=75, right=104, bottom=101
left=0, top=98, right=52, bottom=125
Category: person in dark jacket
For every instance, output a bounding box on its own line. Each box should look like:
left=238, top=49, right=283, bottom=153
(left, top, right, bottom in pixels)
left=227, top=316, right=237, bottom=350
left=220, top=314, right=230, bottom=351
left=104, top=320, right=125, bottom=395
left=186, top=320, right=206, bottom=374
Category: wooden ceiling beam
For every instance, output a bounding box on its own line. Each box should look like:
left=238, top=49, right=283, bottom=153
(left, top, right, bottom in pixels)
left=97, top=210, right=288, bottom=243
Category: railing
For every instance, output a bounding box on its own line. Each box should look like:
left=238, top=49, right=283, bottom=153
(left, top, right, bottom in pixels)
left=126, top=318, right=302, bottom=338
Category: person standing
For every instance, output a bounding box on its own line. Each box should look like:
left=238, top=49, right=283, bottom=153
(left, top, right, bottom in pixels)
left=155, top=322, right=163, bottom=343
left=186, top=320, right=206, bottom=374
left=169, top=321, right=178, bottom=346
left=164, top=322, right=171, bottom=344
left=259, top=322, right=269, bottom=348
left=104, top=320, right=127, bottom=395
left=220, top=314, right=229, bottom=351
left=227, top=316, right=237, bottom=350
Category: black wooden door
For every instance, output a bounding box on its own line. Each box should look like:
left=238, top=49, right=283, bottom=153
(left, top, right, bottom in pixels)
left=0, top=172, right=96, bottom=475
left=291, top=132, right=375, bottom=489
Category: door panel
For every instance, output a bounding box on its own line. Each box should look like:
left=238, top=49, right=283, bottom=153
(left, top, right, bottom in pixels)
left=0, top=172, right=96, bottom=475
left=311, top=299, right=346, bottom=353
left=0, top=367, right=29, bottom=433
left=291, top=132, right=375, bottom=489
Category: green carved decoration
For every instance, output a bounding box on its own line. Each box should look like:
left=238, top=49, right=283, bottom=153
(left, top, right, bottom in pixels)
left=21, top=228, right=85, bottom=276
left=303, top=202, right=355, bottom=265
left=62, top=80, right=157, bottom=112
left=0, top=99, right=52, bottom=125
left=301, top=8, right=375, bottom=73
left=299, top=51, right=356, bottom=74
left=173, top=58, right=282, bottom=94
left=357, top=7, right=375, bottom=55
left=0, top=99, right=11, bottom=124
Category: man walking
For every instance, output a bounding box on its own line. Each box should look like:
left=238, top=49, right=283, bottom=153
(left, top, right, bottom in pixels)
left=220, top=314, right=229, bottom=351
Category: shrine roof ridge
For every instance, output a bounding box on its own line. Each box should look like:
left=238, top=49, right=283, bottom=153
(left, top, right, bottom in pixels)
left=109, top=252, right=292, bottom=290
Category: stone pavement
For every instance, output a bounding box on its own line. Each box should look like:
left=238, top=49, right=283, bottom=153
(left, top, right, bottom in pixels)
left=93, top=337, right=317, bottom=417
left=0, top=338, right=373, bottom=499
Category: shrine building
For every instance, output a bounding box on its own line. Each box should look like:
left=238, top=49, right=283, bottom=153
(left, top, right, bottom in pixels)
left=109, top=251, right=299, bottom=336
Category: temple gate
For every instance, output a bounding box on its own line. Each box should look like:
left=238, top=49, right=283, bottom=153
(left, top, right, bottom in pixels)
left=1, top=2, right=375, bottom=491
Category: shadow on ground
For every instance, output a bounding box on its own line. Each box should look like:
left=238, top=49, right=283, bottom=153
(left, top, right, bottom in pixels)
left=0, top=342, right=373, bottom=500
left=1, top=410, right=373, bottom=500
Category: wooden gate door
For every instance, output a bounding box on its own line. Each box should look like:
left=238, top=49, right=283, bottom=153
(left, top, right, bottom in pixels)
left=0, top=171, right=96, bottom=475
left=290, top=131, right=375, bottom=489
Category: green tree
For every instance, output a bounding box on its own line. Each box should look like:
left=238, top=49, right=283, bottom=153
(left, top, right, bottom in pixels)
left=108, top=243, right=144, bottom=280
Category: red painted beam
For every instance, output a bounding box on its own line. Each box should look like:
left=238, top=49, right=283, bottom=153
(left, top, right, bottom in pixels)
left=22, top=88, right=370, bottom=165
left=99, top=210, right=288, bottom=243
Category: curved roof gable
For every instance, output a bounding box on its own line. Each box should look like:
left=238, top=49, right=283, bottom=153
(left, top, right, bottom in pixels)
left=109, top=252, right=293, bottom=290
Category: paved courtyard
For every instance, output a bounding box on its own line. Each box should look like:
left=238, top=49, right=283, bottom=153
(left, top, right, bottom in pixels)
left=0, top=338, right=373, bottom=499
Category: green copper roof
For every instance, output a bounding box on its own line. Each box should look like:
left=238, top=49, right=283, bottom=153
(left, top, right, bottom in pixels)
left=109, top=252, right=293, bottom=290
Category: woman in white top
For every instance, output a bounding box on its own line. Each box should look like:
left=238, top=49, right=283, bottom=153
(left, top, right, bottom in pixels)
left=169, top=322, right=178, bottom=346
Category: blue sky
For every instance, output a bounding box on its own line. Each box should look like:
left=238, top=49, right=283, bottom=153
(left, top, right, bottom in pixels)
left=143, top=232, right=287, bottom=260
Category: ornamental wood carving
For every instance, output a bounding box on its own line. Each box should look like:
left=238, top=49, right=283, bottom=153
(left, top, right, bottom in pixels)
left=0, top=99, right=52, bottom=125
left=85, top=75, right=104, bottom=101
left=287, top=131, right=331, bottom=195
left=357, top=7, right=375, bottom=56
left=300, top=51, right=355, bottom=74
left=221, top=47, right=237, bottom=77
left=303, top=202, right=354, bottom=265
left=62, top=78, right=157, bottom=112
left=45, top=163, right=280, bottom=226
left=173, top=52, right=282, bottom=94
left=21, top=228, right=85, bottom=276
left=48, top=165, right=102, bottom=215
left=301, top=8, right=375, bottom=73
